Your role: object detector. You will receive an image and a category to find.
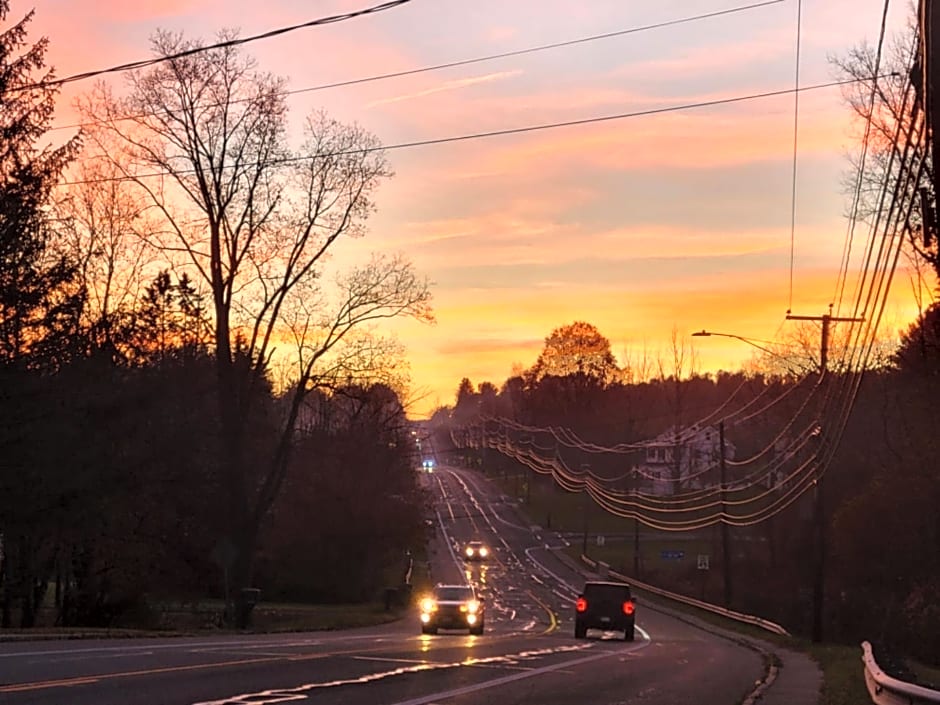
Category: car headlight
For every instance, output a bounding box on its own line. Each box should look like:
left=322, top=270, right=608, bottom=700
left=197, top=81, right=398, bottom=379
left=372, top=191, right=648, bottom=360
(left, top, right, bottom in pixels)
left=467, top=600, right=480, bottom=614
left=465, top=547, right=474, bottom=556
left=420, top=598, right=436, bottom=613
left=479, top=547, right=488, bottom=557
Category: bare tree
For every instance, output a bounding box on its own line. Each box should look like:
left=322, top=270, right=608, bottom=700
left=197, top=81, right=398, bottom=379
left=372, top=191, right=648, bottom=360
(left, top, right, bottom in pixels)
left=656, top=327, right=699, bottom=491
left=831, top=17, right=937, bottom=280
left=53, top=153, right=157, bottom=351
left=620, top=339, right=655, bottom=385
left=80, top=30, right=432, bottom=620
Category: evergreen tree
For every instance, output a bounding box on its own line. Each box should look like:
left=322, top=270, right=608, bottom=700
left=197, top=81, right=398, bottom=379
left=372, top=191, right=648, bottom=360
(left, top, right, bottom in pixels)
left=0, top=0, right=79, bottom=627
left=0, top=0, right=80, bottom=367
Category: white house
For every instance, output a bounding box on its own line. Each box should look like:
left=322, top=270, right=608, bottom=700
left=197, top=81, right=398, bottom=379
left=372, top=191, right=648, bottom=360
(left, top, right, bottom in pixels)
left=635, top=424, right=735, bottom=496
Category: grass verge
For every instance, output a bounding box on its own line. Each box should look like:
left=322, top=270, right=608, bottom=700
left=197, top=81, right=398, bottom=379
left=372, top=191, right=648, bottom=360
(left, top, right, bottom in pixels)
left=805, top=644, right=869, bottom=705
left=0, top=601, right=404, bottom=641
left=907, top=659, right=940, bottom=689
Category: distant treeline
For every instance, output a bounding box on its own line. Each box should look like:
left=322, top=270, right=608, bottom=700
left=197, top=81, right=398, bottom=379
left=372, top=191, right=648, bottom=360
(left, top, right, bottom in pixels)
left=428, top=310, right=940, bottom=664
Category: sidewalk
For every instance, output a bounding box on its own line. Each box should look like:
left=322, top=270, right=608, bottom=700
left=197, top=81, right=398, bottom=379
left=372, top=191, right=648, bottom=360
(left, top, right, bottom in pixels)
left=553, top=548, right=822, bottom=705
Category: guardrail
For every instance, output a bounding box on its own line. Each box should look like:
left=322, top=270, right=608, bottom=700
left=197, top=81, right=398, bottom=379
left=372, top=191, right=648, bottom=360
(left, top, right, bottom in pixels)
left=579, top=553, right=789, bottom=637
left=862, top=641, right=940, bottom=705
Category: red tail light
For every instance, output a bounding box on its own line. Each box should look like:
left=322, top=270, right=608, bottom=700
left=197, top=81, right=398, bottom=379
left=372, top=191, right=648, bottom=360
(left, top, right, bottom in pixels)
left=576, top=597, right=587, bottom=613
left=623, top=600, right=635, bottom=616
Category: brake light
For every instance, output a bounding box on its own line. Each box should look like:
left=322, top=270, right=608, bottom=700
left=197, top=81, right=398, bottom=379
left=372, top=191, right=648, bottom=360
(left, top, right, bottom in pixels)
left=623, top=600, right=635, bottom=616
left=576, top=597, right=587, bottom=613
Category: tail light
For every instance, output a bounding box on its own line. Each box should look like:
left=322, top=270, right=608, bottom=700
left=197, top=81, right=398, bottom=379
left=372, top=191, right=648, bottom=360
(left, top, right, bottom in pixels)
left=576, top=597, right=587, bottom=613
left=623, top=600, right=635, bottom=616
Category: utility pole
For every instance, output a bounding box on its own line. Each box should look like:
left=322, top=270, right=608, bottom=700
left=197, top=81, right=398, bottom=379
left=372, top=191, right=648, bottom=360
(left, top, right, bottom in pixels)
left=919, top=1, right=940, bottom=199
left=719, top=421, right=732, bottom=608
left=632, top=469, right=641, bottom=577
left=581, top=464, right=590, bottom=556
left=786, top=307, right=864, bottom=643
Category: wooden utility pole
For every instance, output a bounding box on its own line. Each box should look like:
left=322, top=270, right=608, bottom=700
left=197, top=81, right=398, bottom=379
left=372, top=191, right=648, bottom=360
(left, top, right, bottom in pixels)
left=581, top=464, right=590, bottom=556
left=719, top=421, right=732, bottom=608
left=786, top=308, right=864, bottom=643
left=920, top=1, right=940, bottom=198
left=632, top=469, right=641, bottom=577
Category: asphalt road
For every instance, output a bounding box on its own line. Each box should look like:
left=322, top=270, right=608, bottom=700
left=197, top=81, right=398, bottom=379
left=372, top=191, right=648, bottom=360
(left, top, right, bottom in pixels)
left=0, top=465, right=767, bottom=705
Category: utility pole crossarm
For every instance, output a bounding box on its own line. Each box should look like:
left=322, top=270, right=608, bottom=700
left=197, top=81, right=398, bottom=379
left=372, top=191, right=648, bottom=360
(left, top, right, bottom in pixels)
left=785, top=311, right=865, bottom=374
left=784, top=314, right=866, bottom=322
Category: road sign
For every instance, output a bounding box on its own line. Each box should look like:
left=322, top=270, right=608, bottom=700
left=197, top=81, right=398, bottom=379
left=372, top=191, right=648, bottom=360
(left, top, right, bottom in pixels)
left=697, top=554, right=710, bottom=570
left=596, top=535, right=606, bottom=547
left=660, top=549, right=685, bottom=561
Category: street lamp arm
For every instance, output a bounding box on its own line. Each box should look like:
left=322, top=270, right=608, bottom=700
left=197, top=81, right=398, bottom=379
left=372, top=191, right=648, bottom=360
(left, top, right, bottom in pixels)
left=691, top=329, right=783, bottom=359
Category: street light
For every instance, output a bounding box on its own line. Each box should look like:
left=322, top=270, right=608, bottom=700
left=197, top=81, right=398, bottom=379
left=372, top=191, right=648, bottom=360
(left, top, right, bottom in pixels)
left=691, top=329, right=785, bottom=360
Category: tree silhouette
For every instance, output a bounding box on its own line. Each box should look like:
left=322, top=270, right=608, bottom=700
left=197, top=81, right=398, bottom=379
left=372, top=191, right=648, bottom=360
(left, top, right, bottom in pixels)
left=81, top=32, right=432, bottom=623
left=529, top=321, right=618, bottom=385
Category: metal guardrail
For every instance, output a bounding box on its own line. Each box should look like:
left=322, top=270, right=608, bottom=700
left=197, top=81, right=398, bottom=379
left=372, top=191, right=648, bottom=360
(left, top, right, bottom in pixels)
left=579, top=554, right=790, bottom=636
left=862, top=641, right=940, bottom=705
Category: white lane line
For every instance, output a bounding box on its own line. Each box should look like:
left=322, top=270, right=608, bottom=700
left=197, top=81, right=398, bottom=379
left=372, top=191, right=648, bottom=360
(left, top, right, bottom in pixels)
left=435, top=508, right=464, bottom=579
left=190, top=644, right=612, bottom=704
left=353, top=656, right=430, bottom=665
left=446, top=467, right=656, bottom=648
left=524, top=546, right=580, bottom=596
left=388, top=641, right=650, bottom=705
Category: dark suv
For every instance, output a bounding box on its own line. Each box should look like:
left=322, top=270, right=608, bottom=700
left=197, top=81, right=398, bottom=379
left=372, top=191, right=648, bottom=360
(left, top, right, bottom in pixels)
left=574, top=581, right=636, bottom=641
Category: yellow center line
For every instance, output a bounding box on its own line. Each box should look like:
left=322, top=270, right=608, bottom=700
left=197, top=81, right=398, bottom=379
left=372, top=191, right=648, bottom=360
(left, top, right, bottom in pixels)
left=0, top=642, right=411, bottom=693
left=526, top=590, right=558, bottom=634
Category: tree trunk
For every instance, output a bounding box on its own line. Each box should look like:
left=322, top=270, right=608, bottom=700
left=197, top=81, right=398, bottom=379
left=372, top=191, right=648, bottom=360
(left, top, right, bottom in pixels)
left=0, top=551, right=9, bottom=628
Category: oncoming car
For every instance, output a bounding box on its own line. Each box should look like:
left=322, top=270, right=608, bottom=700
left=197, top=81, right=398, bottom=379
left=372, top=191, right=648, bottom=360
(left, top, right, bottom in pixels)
left=574, top=580, right=636, bottom=641
left=419, top=584, right=485, bottom=635
left=463, top=540, right=489, bottom=561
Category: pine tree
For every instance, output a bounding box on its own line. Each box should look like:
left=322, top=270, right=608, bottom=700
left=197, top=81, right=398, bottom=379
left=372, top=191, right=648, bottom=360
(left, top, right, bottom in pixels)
left=0, top=0, right=80, bottom=367
left=0, top=0, right=80, bottom=628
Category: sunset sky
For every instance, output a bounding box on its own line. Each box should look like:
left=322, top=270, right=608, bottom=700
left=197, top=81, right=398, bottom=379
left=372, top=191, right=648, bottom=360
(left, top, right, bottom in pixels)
left=31, top=0, right=933, bottom=416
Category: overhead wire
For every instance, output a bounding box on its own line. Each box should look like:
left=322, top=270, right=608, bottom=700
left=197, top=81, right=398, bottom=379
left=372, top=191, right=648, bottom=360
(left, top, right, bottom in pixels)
left=57, top=76, right=894, bottom=189
left=448, top=4, right=911, bottom=531
left=499, top=416, right=819, bottom=506
left=456, top=414, right=826, bottom=530
left=820, top=79, right=924, bottom=484
left=21, top=0, right=414, bottom=93
left=48, top=0, right=788, bottom=134
left=833, top=0, right=894, bottom=316
left=787, top=0, right=803, bottom=312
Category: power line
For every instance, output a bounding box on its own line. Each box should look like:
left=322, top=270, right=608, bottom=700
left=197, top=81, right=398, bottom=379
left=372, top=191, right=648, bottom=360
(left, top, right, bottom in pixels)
left=49, top=0, right=787, bottom=134
left=20, top=0, right=414, bottom=93
left=833, top=0, right=898, bottom=315
left=59, top=76, right=891, bottom=188
left=787, top=0, right=803, bottom=313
